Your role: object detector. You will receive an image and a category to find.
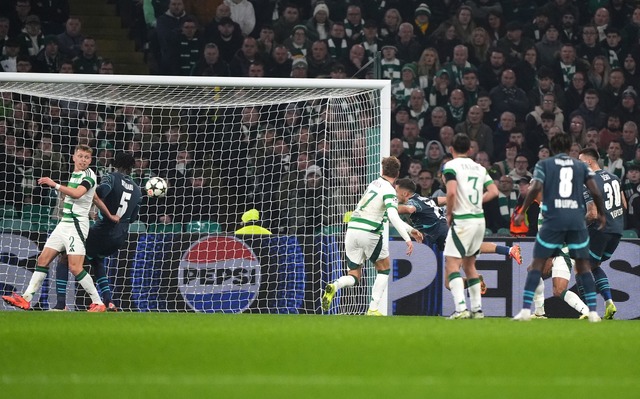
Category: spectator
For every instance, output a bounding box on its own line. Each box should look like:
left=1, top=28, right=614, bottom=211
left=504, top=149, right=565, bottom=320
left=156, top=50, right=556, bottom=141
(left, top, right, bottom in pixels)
left=283, top=25, right=312, bottom=59
left=343, top=4, right=364, bottom=42
left=56, top=17, right=84, bottom=60
left=293, top=164, right=328, bottom=235
left=401, top=119, right=427, bottom=160
left=493, top=141, right=518, bottom=177
left=616, top=86, right=640, bottom=126
left=535, top=23, right=563, bottom=67
left=326, top=21, right=350, bottom=62
left=394, top=22, right=422, bottom=63
left=17, top=15, right=44, bottom=57
left=563, top=70, right=589, bottom=116
left=422, top=140, right=446, bottom=177
left=599, top=67, right=626, bottom=113
left=390, top=137, right=411, bottom=178
left=0, top=38, right=20, bottom=72
left=72, top=37, right=102, bottom=74
left=523, top=8, right=549, bottom=43
left=212, top=16, right=243, bottom=64
left=526, top=111, right=559, bottom=156
left=493, top=114, right=519, bottom=162
left=154, top=0, right=188, bottom=68
left=256, top=24, right=275, bottom=58
left=191, top=42, right=230, bottom=76
left=602, top=139, right=625, bottom=179
left=411, top=3, right=435, bottom=47
left=167, top=16, right=202, bottom=75
left=511, top=176, right=539, bottom=237
left=525, top=92, right=565, bottom=134
left=602, top=27, right=624, bottom=69
left=407, top=89, right=429, bottom=129
left=483, top=174, right=512, bottom=233
left=32, top=134, right=66, bottom=183
left=433, top=71, right=456, bottom=108
left=391, top=104, right=410, bottom=139
left=421, top=105, right=447, bottom=141
left=477, top=47, right=507, bottom=91
left=305, top=2, right=332, bottom=42
left=0, top=17, right=9, bottom=54
left=438, top=125, right=455, bottom=149
left=359, top=19, right=382, bottom=63
left=621, top=121, right=639, bottom=162
left=466, top=27, right=491, bottom=68
left=451, top=5, right=475, bottom=43
left=31, top=0, right=68, bottom=35
left=290, top=57, right=308, bottom=78
left=33, top=35, right=63, bottom=73
left=229, top=36, right=263, bottom=77
left=455, top=105, right=493, bottom=157
left=489, top=69, right=530, bottom=123
left=624, top=163, right=640, bottom=234
left=224, top=0, right=255, bottom=37
left=458, top=68, right=481, bottom=109
left=416, top=47, right=441, bottom=93
left=527, top=66, right=566, bottom=110
left=576, top=24, right=608, bottom=64
left=306, top=40, right=333, bottom=78
left=507, top=153, right=533, bottom=183
left=416, top=168, right=437, bottom=197
left=498, top=22, right=535, bottom=66
left=513, top=46, right=540, bottom=94
left=569, top=88, right=607, bottom=131
left=7, top=0, right=31, bottom=39
left=273, top=4, right=301, bottom=45
left=380, top=45, right=401, bottom=86
left=622, top=52, right=640, bottom=90
left=442, top=44, right=473, bottom=89
left=379, top=8, right=402, bottom=42
left=551, top=43, right=589, bottom=91
left=483, top=9, right=505, bottom=46
left=15, top=54, right=32, bottom=72
left=543, top=0, right=580, bottom=27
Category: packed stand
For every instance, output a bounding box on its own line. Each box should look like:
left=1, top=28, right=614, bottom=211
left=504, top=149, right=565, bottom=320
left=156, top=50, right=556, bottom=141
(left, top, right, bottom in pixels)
left=1, top=0, right=640, bottom=236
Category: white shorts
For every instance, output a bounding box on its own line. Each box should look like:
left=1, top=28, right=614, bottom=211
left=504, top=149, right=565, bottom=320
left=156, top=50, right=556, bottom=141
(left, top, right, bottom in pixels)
left=44, top=219, right=90, bottom=256
left=443, top=218, right=485, bottom=258
left=551, top=248, right=573, bottom=281
left=344, top=229, right=388, bottom=268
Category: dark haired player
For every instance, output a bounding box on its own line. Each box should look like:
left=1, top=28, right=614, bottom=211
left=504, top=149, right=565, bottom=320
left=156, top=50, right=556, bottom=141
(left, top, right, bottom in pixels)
left=514, top=134, right=607, bottom=322
left=53, top=152, right=142, bottom=311
left=578, top=147, right=626, bottom=319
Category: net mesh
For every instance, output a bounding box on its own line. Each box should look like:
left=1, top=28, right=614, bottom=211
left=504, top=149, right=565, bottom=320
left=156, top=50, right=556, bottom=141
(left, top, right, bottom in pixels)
left=0, top=77, right=386, bottom=314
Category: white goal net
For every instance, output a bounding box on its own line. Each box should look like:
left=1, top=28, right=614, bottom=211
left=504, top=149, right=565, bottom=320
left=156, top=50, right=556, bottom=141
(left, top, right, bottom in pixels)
left=0, top=73, right=390, bottom=314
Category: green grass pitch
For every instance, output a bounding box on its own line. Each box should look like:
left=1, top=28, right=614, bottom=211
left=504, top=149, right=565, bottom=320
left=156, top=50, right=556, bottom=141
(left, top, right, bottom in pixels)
left=1, top=313, right=639, bottom=399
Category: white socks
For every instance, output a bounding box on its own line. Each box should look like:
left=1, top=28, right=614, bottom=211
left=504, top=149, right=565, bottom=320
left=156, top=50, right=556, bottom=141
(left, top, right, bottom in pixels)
left=368, top=273, right=389, bottom=311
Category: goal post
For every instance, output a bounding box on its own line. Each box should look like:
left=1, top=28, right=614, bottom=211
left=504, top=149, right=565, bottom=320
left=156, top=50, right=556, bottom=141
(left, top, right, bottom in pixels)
left=0, top=72, right=390, bottom=314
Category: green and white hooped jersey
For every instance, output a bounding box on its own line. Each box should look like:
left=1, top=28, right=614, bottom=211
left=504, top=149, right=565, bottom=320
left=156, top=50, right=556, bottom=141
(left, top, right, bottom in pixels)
left=347, top=177, right=398, bottom=234
left=62, top=168, right=97, bottom=221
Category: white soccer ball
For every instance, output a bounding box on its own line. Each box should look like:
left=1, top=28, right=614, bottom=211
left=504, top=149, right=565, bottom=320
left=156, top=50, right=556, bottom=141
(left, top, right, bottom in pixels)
left=145, top=176, right=168, bottom=198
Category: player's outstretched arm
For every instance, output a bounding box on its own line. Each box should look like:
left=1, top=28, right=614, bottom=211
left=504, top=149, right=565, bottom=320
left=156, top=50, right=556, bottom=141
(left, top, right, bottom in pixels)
left=92, top=194, right=120, bottom=223
left=38, top=177, right=88, bottom=199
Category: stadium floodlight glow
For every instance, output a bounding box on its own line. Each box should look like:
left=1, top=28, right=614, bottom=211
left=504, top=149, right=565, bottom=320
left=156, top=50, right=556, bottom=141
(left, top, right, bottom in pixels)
left=0, top=72, right=390, bottom=314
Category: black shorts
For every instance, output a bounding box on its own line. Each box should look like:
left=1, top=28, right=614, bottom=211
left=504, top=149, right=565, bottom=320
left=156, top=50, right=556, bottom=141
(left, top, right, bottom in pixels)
left=533, top=224, right=590, bottom=260
left=85, top=225, right=127, bottom=259
left=588, top=229, right=621, bottom=266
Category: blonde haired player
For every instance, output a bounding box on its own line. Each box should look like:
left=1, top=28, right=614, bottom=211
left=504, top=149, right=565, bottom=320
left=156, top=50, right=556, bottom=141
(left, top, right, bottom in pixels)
left=443, top=133, right=498, bottom=319
left=3, top=145, right=116, bottom=312
left=322, top=156, right=423, bottom=315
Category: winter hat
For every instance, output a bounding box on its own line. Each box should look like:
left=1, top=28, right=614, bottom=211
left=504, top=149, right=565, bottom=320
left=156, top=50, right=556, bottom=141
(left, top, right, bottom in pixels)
left=415, top=3, right=431, bottom=17
left=314, top=2, right=330, bottom=18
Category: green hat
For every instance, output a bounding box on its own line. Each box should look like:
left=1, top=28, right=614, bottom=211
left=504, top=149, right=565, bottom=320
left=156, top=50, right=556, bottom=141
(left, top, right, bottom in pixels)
left=401, top=63, right=417, bottom=76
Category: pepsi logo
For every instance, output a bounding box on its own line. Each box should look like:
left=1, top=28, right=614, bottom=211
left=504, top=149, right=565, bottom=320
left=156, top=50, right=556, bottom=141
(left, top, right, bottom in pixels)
left=178, top=236, right=261, bottom=313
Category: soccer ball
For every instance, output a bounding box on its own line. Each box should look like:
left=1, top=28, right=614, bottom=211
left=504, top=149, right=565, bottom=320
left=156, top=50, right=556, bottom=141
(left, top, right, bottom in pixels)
left=145, top=176, right=168, bottom=198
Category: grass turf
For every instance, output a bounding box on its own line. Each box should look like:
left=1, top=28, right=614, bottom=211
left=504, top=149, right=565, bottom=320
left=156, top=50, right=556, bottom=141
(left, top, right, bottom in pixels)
left=1, top=313, right=639, bottom=398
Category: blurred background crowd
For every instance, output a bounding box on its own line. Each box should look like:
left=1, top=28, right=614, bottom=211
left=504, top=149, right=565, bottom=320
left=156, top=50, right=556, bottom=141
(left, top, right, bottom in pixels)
left=0, top=0, right=640, bottom=236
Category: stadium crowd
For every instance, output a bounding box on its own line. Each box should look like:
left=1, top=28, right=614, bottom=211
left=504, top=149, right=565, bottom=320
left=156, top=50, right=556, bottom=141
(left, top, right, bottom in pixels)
left=0, top=0, right=640, bottom=236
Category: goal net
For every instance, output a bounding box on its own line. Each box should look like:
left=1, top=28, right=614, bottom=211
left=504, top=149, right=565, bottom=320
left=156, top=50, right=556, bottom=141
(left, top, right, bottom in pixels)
left=0, top=73, right=391, bottom=314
